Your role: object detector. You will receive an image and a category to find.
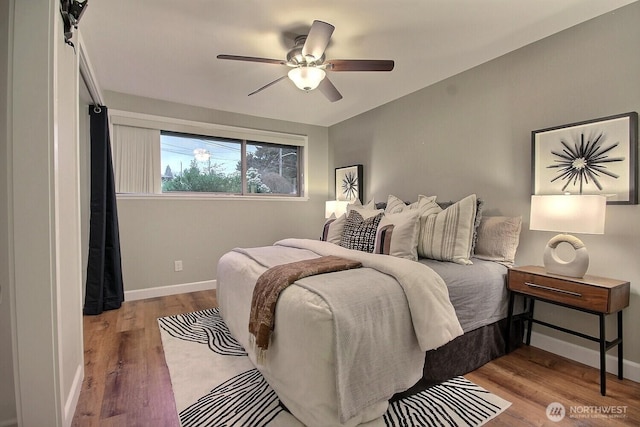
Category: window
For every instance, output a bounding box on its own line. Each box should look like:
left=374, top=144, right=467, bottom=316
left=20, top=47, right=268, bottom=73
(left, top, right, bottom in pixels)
left=160, top=132, right=300, bottom=196
left=160, top=132, right=242, bottom=194
left=109, top=111, right=306, bottom=198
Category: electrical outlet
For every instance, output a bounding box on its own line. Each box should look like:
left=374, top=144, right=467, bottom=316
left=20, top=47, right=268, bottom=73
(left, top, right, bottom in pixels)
left=174, top=260, right=183, bottom=272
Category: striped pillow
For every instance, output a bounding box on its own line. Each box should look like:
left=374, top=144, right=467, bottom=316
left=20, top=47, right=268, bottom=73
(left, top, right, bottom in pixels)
left=417, top=194, right=477, bottom=265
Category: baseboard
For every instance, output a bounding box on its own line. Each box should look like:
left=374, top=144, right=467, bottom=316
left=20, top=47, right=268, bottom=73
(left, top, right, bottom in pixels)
left=64, top=364, right=84, bottom=427
left=124, top=280, right=217, bottom=301
left=0, top=418, right=17, bottom=427
left=530, top=331, right=640, bottom=383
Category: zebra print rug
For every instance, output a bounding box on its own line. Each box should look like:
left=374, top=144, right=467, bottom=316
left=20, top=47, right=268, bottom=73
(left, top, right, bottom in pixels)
left=159, top=308, right=510, bottom=427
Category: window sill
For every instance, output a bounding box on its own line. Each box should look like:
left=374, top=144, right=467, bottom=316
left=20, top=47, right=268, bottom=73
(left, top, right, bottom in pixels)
left=116, top=193, right=309, bottom=202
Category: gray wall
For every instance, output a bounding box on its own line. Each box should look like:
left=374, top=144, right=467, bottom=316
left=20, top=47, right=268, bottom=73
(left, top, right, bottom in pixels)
left=329, top=3, right=640, bottom=364
left=103, top=91, right=330, bottom=291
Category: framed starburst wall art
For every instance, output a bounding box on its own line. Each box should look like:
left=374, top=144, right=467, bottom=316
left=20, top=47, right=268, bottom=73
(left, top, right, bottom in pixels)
left=335, top=164, right=363, bottom=203
left=532, top=112, right=638, bottom=205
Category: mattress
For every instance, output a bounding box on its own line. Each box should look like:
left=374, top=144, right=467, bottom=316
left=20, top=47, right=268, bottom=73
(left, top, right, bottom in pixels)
left=419, top=257, right=509, bottom=332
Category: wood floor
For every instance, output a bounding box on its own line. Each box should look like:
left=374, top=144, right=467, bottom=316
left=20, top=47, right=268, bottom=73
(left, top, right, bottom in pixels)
left=72, top=291, right=640, bottom=426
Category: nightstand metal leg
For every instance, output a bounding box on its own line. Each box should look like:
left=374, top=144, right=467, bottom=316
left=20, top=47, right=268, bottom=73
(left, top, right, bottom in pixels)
left=599, top=313, right=606, bottom=396
left=525, top=298, right=535, bottom=345
left=505, top=292, right=515, bottom=353
left=618, top=310, right=623, bottom=380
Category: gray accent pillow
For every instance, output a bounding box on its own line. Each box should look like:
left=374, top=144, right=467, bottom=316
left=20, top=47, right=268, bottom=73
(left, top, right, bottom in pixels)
left=474, top=216, right=522, bottom=266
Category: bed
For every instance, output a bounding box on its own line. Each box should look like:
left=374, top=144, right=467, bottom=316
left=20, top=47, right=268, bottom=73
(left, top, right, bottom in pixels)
left=217, top=194, right=524, bottom=427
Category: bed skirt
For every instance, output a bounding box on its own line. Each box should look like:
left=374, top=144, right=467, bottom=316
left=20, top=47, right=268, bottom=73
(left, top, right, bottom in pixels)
left=392, top=317, right=524, bottom=400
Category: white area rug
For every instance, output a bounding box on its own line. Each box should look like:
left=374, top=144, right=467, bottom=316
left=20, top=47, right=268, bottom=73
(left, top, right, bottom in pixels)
left=159, top=308, right=511, bottom=427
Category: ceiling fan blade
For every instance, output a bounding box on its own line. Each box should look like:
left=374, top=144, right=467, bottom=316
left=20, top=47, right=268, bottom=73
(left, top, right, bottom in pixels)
left=217, top=54, right=287, bottom=66
left=327, top=59, right=395, bottom=72
left=318, top=77, right=343, bottom=102
left=302, top=20, right=335, bottom=61
left=248, top=75, right=289, bottom=97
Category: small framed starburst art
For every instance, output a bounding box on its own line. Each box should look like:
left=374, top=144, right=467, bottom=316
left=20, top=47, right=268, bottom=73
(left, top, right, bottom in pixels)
left=335, top=164, right=363, bottom=203
left=532, top=112, right=638, bottom=205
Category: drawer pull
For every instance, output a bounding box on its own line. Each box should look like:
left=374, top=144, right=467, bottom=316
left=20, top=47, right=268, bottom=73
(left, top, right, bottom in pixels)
left=525, top=282, right=582, bottom=297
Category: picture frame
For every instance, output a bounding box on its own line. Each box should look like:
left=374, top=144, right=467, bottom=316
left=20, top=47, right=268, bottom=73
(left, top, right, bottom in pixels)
left=335, top=164, right=363, bottom=203
left=532, top=112, right=638, bottom=205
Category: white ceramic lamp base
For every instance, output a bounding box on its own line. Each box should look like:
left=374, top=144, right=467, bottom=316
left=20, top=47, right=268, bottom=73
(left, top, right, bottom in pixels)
left=543, top=234, right=589, bottom=278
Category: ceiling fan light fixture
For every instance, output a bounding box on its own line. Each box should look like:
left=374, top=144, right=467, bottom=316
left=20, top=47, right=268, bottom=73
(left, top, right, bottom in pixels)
left=288, top=66, right=326, bottom=91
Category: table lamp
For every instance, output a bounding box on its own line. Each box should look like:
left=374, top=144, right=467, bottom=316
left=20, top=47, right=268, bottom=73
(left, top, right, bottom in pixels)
left=325, top=200, right=350, bottom=218
left=529, top=194, right=606, bottom=278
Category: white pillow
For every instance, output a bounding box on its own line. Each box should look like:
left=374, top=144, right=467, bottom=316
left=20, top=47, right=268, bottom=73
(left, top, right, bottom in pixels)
left=384, top=194, right=438, bottom=214
left=350, top=198, right=376, bottom=209
left=384, top=195, right=409, bottom=214
left=375, top=210, right=420, bottom=260
left=415, top=195, right=440, bottom=216
left=347, top=203, right=384, bottom=219
left=417, top=194, right=477, bottom=265
left=321, top=213, right=346, bottom=244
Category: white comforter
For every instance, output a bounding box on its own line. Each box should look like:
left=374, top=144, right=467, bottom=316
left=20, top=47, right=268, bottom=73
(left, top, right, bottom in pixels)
left=217, top=239, right=463, bottom=426
left=274, top=239, right=462, bottom=351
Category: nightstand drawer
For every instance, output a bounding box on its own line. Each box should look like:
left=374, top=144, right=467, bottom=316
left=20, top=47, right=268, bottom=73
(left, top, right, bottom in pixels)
left=508, top=269, right=609, bottom=312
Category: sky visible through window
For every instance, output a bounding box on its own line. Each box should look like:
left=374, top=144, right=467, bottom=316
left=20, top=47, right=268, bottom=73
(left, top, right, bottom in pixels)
left=161, top=134, right=253, bottom=177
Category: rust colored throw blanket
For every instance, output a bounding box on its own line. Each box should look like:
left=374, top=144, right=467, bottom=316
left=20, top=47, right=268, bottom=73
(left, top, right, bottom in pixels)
left=249, top=255, right=362, bottom=359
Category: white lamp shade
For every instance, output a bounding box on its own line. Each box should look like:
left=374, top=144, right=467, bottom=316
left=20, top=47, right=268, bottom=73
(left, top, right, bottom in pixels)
left=288, top=67, right=326, bottom=91
left=325, top=200, right=350, bottom=218
left=530, top=195, right=606, bottom=235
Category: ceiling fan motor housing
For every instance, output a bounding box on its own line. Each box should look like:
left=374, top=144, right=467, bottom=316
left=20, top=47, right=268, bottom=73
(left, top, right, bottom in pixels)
left=287, top=36, right=324, bottom=65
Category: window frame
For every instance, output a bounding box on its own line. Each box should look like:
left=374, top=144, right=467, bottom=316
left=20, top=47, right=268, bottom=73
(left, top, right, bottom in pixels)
left=108, top=110, right=308, bottom=201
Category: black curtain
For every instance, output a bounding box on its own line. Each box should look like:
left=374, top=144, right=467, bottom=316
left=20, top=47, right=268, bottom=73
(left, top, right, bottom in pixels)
left=83, top=105, right=124, bottom=315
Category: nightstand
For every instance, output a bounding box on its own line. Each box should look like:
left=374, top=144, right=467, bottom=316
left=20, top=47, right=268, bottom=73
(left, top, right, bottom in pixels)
left=506, top=265, right=630, bottom=396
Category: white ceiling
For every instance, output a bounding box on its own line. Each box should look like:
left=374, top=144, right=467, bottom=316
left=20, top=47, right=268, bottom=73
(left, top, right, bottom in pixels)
left=79, top=0, right=636, bottom=127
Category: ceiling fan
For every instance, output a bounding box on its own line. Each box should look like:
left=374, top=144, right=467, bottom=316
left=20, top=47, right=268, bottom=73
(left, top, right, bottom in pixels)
left=217, top=20, right=395, bottom=102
